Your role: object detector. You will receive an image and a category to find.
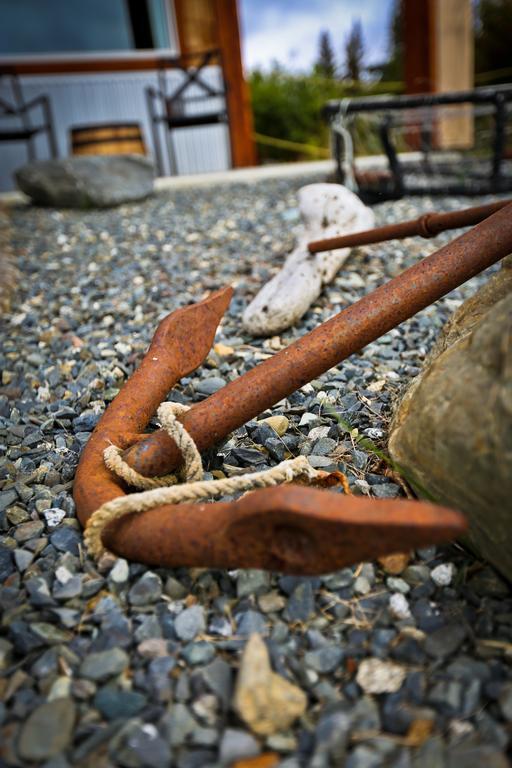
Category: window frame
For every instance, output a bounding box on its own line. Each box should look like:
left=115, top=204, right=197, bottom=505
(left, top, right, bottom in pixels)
left=0, top=0, right=179, bottom=65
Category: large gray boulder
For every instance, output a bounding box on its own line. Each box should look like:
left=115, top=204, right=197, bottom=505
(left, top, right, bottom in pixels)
left=16, top=155, right=154, bottom=208
left=389, top=259, right=512, bottom=580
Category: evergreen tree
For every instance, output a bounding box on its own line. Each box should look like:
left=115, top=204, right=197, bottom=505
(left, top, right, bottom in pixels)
left=475, top=0, right=512, bottom=83
left=314, top=30, right=337, bottom=78
left=380, top=0, right=403, bottom=82
left=344, top=19, right=365, bottom=81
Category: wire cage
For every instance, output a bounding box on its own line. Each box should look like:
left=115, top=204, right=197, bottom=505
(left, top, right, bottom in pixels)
left=324, top=86, right=512, bottom=203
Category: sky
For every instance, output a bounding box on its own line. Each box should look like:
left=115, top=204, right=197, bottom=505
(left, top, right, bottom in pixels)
left=239, top=0, right=395, bottom=74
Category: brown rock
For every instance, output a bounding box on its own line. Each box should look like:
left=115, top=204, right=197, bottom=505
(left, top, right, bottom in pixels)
left=259, top=415, right=289, bottom=437
left=234, top=634, right=307, bottom=735
left=377, top=552, right=411, bottom=575
left=233, top=754, right=280, bottom=768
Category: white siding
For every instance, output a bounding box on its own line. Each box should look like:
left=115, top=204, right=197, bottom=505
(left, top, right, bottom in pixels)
left=0, top=67, right=231, bottom=191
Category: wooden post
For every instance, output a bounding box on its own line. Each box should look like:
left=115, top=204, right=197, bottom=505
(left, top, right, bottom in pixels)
left=213, top=0, right=256, bottom=167
left=403, top=0, right=437, bottom=94
left=435, top=0, right=474, bottom=148
left=173, top=0, right=256, bottom=168
left=403, top=0, right=474, bottom=149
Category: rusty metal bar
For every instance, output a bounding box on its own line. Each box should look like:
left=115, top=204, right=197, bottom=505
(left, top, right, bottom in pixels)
left=308, top=199, right=510, bottom=254
left=122, top=201, right=512, bottom=478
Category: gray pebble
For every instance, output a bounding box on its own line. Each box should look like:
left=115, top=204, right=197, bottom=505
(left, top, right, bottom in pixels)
left=80, top=648, right=129, bottom=681
left=498, top=682, right=512, bottom=721
left=371, top=483, right=401, bottom=498
left=285, top=581, right=316, bottom=622
left=14, top=519, right=44, bottom=542
left=182, top=641, right=216, bottom=666
left=403, top=565, right=431, bottom=585
left=128, top=571, right=162, bottom=605
left=199, top=658, right=232, bottom=708
left=50, top=526, right=81, bottom=555
left=304, top=645, right=344, bottom=673
left=175, top=605, right=206, bottom=641
left=116, top=722, right=172, bottom=768
left=13, top=548, right=34, bottom=571
left=164, top=576, right=188, bottom=600
left=354, top=576, right=371, bottom=595
left=312, top=437, right=337, bottom=455
left=424, top=624, right=467, bottom=659
left=166, top=702, right=196, bottom=747
left=17, top=698, right=76, bottom=761
left=94, top=686, right=147, bottom=720
left=195, top=377, right=227, bottom=395
left=219, top=728, right=260, bottom=765
left=236, top=609, right=267, bottom=636
left=236, top=569, right=271, bottom=597
left=0, top=488, right=18, bottom=512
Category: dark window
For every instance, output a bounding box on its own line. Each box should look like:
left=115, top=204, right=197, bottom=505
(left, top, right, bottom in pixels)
left=0, top=0, right=172, bottom=55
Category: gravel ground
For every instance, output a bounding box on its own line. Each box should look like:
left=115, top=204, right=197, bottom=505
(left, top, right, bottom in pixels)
left=1, top=177, right=511, bottom=768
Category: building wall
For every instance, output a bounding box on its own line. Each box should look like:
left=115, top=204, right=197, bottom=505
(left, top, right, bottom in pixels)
left=0, top=67, right=230, bottom=191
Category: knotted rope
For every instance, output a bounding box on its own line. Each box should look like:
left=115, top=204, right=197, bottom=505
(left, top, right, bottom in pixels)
left=85, top=402, right=325, bottom=560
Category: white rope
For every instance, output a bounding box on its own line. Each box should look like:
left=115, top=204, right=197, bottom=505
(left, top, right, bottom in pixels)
left=331, top=98, right=356, bottom=191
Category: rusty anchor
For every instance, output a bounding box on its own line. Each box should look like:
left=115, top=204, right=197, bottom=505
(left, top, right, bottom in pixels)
left=74, top=200, right=512, bottom=573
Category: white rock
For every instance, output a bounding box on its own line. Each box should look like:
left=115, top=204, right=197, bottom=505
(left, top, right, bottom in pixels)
left=37, top=386, right=51, bottom=402
left=430, top=563, right=455, bottom=587
left=299, top=413, right=318, bottom=427
left=356, top=658, right=406, bottom=694
left=114, top=341, right=132, bottom=356
left=389, top=592, right=412, bottom=620
left=110, top=558, right=129, bottom=584
left=43, top=507, right=66, bottom=528
left=242, top=183, right=374, bottom=336
left=55, top=566, right=73, bottom=584
left=48, top=676, right=72, bottom=701
left=316, top=391, right=336, bottom=406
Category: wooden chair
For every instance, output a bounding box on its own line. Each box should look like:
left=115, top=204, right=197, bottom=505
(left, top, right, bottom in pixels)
left=0, top=71, right=58, bottom=162
left=146, top=49, right=227, bottom=175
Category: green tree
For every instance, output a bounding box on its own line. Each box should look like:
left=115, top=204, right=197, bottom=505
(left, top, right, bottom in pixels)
left=475, top=0, right=512, bottom=83
left=344, top=19, right=365, bottom=81
left=379, top=0, right=403, bottom=82
left=249, top=66, right=402, bottom=164
left=314, top=30, right=337, bottom=78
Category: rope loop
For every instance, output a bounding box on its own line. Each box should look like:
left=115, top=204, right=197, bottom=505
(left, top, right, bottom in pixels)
left=85, top=402, right=324, bottom=560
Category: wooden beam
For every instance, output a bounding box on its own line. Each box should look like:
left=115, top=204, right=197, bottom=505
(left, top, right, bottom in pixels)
left=435, top=0, right=474, bottom=148
left=213, top=0, right=256, bottom=167
left=173, top=0, right=217, bottom=54
left=0, top=55, right=188, bottom=76
left=173, top=0, right=256, bottom=168
left=403, top=0, right=437, bottom=93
